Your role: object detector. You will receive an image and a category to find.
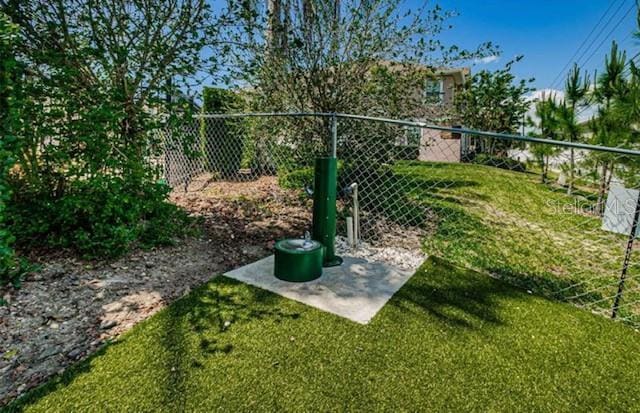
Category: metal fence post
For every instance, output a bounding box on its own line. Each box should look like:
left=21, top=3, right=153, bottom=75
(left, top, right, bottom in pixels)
left=331, top=113, right=337, bottom=158
left=611, top=190, right=640, bottom=319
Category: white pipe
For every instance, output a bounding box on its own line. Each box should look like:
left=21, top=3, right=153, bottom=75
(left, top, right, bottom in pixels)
left=346, top=217, right=354, bottom=247
left=351, top=183, right=359, bottom=247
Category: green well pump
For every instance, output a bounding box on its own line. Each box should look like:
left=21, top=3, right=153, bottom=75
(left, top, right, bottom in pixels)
left=274, top=155, right=343, bottom=282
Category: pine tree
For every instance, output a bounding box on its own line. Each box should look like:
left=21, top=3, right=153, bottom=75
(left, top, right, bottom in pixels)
left=591, top=41, right=629, bottom=215
left=529, top=93, right=560, bottom=183
left=559, top=63, right=590, bottom=195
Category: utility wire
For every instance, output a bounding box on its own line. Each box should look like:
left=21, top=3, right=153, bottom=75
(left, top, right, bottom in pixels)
left=570, top=0, right=632, bottom=66
left=622, top=50, right=640, bottom=76
left=565, top=2, right=638, bottom=120
left=549, top=0, right=623, bottom=90
left=577, top=2, right=637, bottom=70
left=556, top=0, right=634, bottom=91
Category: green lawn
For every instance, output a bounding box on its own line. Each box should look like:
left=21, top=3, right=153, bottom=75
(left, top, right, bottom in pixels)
left=7, top=258, right=640, bottom=412
left=387, top=161, right=640, bottom=322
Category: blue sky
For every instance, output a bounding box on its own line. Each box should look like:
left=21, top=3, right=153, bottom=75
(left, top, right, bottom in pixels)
left=414, top=0, right=639, bottom=91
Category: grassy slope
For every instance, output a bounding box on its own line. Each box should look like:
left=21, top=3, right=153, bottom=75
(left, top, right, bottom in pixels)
left=7, top=258, right=640, bottom=412
left=392, top=161, right=640, bottom=320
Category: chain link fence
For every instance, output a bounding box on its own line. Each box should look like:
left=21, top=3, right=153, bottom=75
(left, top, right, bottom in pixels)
left=161, top=113, right=640, bottom=325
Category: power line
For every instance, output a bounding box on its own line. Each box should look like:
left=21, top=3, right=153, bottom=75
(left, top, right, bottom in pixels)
left=577, top=2, right=637, bottom=70
left=550, top=0, right=625, bottom=90
left=562, top=2, right=637, bottom=121
left=622, top=50, right=640, bottom=76
left=571, top=0, right=632, bottom=67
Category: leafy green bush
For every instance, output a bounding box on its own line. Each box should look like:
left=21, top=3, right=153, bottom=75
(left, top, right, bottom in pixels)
left=279, top=162, right=346, bottom=191
left=278, top=167, right=314, bottom=190
left=7, top=177, right=194, bottom=259
left=472, top=153, right=526, bottom=172
left=0, top=2, right=218, bottom=273
left=0, top=12, right=27, bottom=286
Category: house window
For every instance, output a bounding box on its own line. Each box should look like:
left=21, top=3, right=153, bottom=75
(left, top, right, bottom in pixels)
left=425, top=79, right=444, bottom=104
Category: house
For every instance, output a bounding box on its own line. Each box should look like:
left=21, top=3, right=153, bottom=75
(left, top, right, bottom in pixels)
left=386, top=64, right=469, bottom=162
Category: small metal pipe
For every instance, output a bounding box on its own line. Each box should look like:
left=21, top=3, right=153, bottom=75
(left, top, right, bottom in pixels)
left=194, top=112, right=640, bottom=156
left=352, top=183, right=359, bottom=246
left=334, top=113, right=640, bottom=156
left=346, top=217, right=354, bottom=247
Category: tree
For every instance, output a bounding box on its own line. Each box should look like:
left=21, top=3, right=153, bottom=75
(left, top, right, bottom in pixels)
left=608, top=11, right=640, bottom=189
left=0, top=0, right=227, bottom=257
left=0, top=11, right=23, bottom=284
left=455, top=56, right=534, bottom=156
left=589, top=41, right=631, bottom=215
left=2, top=0, right=221, bottom=184
left=558, top=63, right=590, bottom=195
left=529, top=93, right=560, bottom=183
left=228, top=0, right=495, bottom=145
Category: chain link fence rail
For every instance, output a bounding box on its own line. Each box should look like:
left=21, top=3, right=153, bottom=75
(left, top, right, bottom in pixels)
left=161, top=112, right=640, bottom=325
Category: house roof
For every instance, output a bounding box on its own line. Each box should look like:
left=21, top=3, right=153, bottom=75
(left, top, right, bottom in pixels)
left=374, top=60, right=470, bottom=84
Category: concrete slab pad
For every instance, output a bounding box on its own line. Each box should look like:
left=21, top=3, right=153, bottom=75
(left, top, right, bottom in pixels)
left=223, top=255, right=415, bottom=324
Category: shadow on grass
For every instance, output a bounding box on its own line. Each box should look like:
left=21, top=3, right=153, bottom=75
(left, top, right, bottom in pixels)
left=4, top=278, right=302, bottom=413
left=392, top=257, right=608, bottom=331
left=391, top=257, right=520, bottom=329
left=484, top=265, right=607, bottom=304
left=157, top=278, right=301, bottom=411
left=3, top=342, right=123, bottom=413
left=546, top=184, right=599, bottom=202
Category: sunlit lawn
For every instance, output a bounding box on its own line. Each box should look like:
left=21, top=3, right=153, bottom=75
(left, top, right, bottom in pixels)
left=391, top=161, right=639, bottom=321
left=7, top=258, right=640, bottom=412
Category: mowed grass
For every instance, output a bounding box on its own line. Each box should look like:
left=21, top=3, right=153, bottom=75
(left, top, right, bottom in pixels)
left=6, top=258, right=640, bottom=412
left=390, top=161, right=640, bottom=320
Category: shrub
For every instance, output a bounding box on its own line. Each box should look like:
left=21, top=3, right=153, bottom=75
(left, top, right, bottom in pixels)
left=1, top=2, right=220, bottom=272
left=0, top=12, right=27, bottom=286
left=7, top=177, right=195, bottom=259
left=278, top=167, right=314, bottom=190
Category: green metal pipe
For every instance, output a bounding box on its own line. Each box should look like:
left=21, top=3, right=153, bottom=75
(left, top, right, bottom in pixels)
left=312, top=156, right=342, bottom=267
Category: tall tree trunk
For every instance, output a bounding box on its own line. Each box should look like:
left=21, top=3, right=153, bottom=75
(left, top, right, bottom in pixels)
left=567, top=147, right=574, bottom=195
left=596, top=161, right=609, bottom=216
left=544, top=155, right=550, bottom=184
left=606, top=161, right=614, bottom=191
left=266, top=0, right=282, bottom=53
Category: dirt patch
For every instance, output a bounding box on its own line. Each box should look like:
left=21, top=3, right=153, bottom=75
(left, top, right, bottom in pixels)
left=0, top=175, right=310, bottom=406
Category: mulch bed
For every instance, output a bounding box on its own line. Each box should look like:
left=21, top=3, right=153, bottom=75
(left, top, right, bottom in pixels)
left=0, top=176, right=309, bottom=406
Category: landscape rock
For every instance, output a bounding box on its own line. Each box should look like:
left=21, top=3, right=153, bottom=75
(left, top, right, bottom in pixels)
left=99, top=320, right=117, bottom=330
left=67, top=348, right=83, bottom=360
